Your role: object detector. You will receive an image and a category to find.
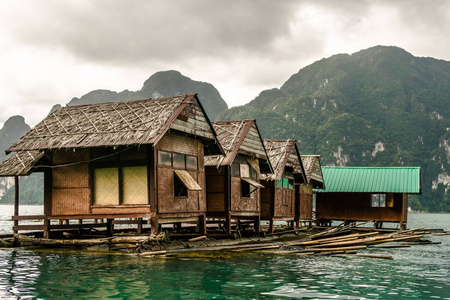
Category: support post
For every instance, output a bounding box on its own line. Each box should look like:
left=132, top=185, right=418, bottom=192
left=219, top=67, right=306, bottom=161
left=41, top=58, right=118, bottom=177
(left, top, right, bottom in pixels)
left=43, top=219, right=50, bottom=239
left=137, top=218, right=143, bottom=235
left=254, top=216, right=260, bottom=233
left=199, top=215, right=206, bottom=235
left=150, top=217, right=159, bottom=235
left=225, top=214, right=232, bottom=235
left=13, top=176, right=19, bottom=234
left=106, top=219, right=114, bottom=237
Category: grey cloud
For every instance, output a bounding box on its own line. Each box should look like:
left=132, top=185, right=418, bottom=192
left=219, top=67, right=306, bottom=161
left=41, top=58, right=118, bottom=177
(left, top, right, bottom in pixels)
left=9, top=0, right=301, bottom=65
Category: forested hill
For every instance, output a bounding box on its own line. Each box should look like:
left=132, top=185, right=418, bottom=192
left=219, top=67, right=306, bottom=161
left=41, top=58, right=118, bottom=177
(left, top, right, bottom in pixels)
left=219, top=46, right=450, bottom=212
left=67, top=70, right=228, bottom=121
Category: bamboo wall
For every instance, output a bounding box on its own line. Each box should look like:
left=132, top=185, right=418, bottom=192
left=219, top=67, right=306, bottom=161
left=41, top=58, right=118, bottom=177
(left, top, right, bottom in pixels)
left=156, top=133, right=206, bottom=215
left=230, top=176, right=260, bottom=213
left=51, top=149, right=90, bottom=215
left=297, top=183, right=313, bottom=221
left=260, top=182, right=295, bottom=220
left=205, top=166, right=227, bottom=214
left=273, top=187, right=295, bottom=218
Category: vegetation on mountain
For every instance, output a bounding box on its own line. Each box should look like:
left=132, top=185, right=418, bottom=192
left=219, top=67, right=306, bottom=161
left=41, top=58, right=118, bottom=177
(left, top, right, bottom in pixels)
left=219, top=46, right=450, bottom=212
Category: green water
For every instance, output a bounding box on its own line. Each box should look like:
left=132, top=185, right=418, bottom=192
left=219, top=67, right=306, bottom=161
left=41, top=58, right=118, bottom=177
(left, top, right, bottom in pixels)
left=0, top=213, right=449, bottom=299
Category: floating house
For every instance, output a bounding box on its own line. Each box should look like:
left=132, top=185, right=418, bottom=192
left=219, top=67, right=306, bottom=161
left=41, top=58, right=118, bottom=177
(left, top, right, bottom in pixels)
left=295, top=155, right=325, bottom=227
left=204, top=120, right=272, bottom=234
left=314, top=167, right=421, bottom=229
left=259, top=140, right=307, bottom=233
left=0, top=94, right=224, bottom=237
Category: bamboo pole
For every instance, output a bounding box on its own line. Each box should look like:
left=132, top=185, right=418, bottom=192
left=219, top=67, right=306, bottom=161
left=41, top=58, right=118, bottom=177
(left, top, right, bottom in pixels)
left=232, top=245, right=281, bottom=252
left=188, top=235, right=207, bottom=242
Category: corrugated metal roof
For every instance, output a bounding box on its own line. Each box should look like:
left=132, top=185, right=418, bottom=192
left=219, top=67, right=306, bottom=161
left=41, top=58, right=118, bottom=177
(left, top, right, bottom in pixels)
left=315, top=167, right=421, bottom=194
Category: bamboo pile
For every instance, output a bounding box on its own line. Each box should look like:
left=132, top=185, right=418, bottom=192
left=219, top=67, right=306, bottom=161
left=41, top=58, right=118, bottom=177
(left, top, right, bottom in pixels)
left=280, top=227, right=433, bottom=259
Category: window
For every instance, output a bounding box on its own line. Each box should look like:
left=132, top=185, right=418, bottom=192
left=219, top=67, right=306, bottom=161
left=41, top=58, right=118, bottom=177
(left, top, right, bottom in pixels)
left=158, top=151, right=198, bottom=170
left=276, top=178, right=283, bottom=188
left=231, top=163, right=240, bottom=176
left=158, top=151, right=201, bottom=198
left=93, top=166, right=148, bottom=205
left=371, top=194, right=386, bottom=207
left=241, top=180, right=251, bottom=198
left=288, top=179, right=294, bottom=189
left=174, top=174, right=187, bottom=196
left=186, top=155, right=198, bottom=170
left=93, top=168, right=119, bottom=205
left=386, top=193, right=394, bottom=207
left=276, top=177, right=294, bottom=190
left=158, top=151, right=172, bottom=166
left=241, top=178, right=264, bottom=198
left=174, top=169, right=202, bottom=197
left=173, top=153, right=185, bottom=169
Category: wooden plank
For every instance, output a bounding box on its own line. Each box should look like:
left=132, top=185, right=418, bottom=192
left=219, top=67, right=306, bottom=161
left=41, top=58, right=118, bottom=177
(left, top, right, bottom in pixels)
left=13, top=225, right=48, bottom=231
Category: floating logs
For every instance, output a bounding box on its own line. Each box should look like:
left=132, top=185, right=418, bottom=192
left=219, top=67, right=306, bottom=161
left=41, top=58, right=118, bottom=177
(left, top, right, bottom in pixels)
left=12, top=233, right=165, bottom=247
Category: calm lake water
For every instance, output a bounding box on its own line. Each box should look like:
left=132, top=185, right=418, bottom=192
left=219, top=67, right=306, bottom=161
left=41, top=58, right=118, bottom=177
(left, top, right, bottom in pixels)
left=0, top=205, right=449, bottom=299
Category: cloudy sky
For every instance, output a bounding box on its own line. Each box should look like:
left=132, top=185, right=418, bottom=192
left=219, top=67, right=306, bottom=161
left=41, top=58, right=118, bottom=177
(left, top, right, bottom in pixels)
left=1, top=0, right=449, bottom=128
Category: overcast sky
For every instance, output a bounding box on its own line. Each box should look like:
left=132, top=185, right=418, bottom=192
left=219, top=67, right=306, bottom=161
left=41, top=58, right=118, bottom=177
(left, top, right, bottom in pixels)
left=1, top=0, right=449, bottom=128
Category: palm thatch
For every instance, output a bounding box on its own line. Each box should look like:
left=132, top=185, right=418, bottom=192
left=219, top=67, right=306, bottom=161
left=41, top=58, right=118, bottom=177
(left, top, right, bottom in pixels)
left=7, top=95, right=194, bottom=153
left=260, top=139, right=305, bottom=181
left=301, top=155, right=325, bottom=188
left=205, top=120, right=263, bottom=166
left=0, top=151, right=44, bottom=176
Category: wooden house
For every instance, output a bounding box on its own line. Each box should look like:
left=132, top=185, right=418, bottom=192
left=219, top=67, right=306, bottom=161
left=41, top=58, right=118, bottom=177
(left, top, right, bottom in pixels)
left=204, top=120, right=272, bottom=234
left=0, top=94, right=223, bottom=237
left=259, top=140, right=307, bottom=233
left=314, top=167, right=421, bottom=229
left=296, top=155, right=325, bottom=227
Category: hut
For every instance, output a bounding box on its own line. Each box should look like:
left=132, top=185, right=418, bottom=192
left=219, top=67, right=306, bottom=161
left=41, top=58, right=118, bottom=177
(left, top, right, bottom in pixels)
left=204, top=120, right=272, bottom=234
left=0, top=94, right=223, bottom=237
left=314, top=167, right=421, bottom=229
left=259, top=140, right=307, bottom=233
left=296, top=155, right=325, bottom=227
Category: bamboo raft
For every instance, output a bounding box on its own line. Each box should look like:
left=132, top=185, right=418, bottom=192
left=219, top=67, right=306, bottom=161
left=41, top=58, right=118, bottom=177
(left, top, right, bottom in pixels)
left=1, top=225, right=446, bottom=260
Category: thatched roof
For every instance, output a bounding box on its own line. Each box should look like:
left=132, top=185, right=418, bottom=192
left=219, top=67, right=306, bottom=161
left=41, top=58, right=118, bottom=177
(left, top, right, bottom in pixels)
left=301, top=155, right=325, bottom=189
left=260, top=139, right=306, bottom=182
left=0, top=150, right=44, bottom=176
left=0, top=94, right=223, bottom=177
left=7, top=94, right=198, bottom=153
left=204, top=120, right=271, bottom=173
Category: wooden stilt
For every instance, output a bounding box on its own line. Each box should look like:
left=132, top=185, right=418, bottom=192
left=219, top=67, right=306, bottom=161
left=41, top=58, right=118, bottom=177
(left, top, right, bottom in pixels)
left=137, top=218, right=143, bottom=234
left=150, top=217, right=159, bottom=235
left=269, top=218, right=274, bottom=234
left=199, top=215, right=207, bottom=235
left=254, top=216, right=260, bottom=233
left=13, top=176, right=19, bottom=234
left=43, top=219, right=50, bottom=239
left=225, top=214, right=232, bottom=235
left=106, top=219, right=114, bottom=237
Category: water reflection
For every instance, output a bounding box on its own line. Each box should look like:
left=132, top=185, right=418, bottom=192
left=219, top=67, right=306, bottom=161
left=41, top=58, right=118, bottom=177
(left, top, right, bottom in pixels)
left=0, top=213, right=448, bottom=299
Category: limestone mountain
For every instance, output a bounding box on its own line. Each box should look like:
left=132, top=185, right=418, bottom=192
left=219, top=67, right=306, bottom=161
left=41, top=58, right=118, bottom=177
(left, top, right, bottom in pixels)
left=0, top=116, right=30, bottom=163
left=0, top=116, right=32, bottom=201
left=68, top=70, right=228, bottom=120
left=219, top=46, right=450, bottom=212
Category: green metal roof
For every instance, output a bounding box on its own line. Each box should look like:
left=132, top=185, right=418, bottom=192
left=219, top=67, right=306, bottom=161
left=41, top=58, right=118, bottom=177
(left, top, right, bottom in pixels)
left=315, top=167, right=421, bottom=194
